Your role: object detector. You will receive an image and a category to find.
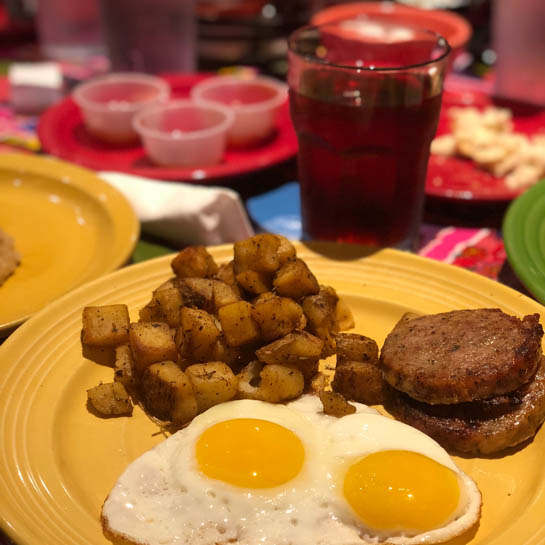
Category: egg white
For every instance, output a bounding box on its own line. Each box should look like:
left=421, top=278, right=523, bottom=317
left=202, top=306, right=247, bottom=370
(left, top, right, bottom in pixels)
left=101, top=395, right=481, bottom=545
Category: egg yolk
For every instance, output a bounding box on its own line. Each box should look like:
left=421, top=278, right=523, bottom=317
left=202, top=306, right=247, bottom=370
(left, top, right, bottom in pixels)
left=343, top=450, right=460, bottom=532
left=195, top=418, right=305, bottom=488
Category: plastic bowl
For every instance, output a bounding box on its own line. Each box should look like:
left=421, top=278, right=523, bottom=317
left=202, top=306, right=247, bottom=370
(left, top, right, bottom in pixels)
left=311, top=2, right=472, bottom=70
left=190, top=75, right=288, bottom=148
left=72, top=72, right=170, bottom=145
left=132, top=99, right=235, bottom=167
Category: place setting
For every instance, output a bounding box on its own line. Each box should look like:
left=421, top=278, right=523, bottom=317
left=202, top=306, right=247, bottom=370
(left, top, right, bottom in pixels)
left=2, top=3, right=545, bottom=545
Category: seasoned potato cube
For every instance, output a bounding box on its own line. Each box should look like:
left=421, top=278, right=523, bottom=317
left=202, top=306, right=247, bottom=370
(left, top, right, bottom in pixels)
left=81, top=342, right=115, bottom=366
left=302, top=285, right=338, bottom=336
left=319, top=390, right=356, bottom=417
left=276, top=235, right=296, bottom=264
left=154, top=285, right=183, bottom=327
left=273, top=259, right=319, bottom=299
left=218, top=301, right=260, bottom=347
left=333, top=297, right=355, bottom=332
left=82, top=304, right=130, bottom=346
left=237, top=361, right=304, bottom=402
left=129, top=322, right=178, bottom=373
left=114, top=344, right=136, bottom=390
left=251, top=295, right=303, bottom=341
left=212, top=280, right=241, bottom=310
left=255, top=330, right=323, bottom=364
left=336, top=333, right=379, bottom=364
left=141, top=361, right=198, bottom=426
left=214, top=261, right=242, bottom=296
left=138, top=299, right=164, bottom=323
left=293, top=357, right=320, bottom=383
left=185, top=362, right=238, bottom=412
left=235, top=270, right=272, bottom=294
left=179, top=307, right=221, bottom=362
left=171, top=246, right=218, bottom=278
left=87, top=382, right=132, bottom=416
left=176, top=277, right=215, bottom=313
left=233, top=234, right=282, bottom=273
left=332, top=333, right=384, bottom=405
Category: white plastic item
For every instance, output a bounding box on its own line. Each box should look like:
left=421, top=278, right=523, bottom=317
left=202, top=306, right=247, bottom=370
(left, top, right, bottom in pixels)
left=190, top=75, right=288, bottom=148
left=72, top=72, right=170, bottom=144
left=132, top=99, right=235, bottom=167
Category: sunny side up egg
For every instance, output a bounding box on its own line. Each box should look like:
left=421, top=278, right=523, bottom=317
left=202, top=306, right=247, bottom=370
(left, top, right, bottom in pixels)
left=101, top=395, right=482, bottom=545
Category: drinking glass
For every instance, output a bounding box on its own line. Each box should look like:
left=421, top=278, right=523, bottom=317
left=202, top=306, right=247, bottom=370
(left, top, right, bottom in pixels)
left=288, top=16, right=450, bottom=249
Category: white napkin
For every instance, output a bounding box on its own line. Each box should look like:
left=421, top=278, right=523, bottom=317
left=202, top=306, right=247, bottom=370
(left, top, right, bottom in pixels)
left=99, top=172, right=255, bottom=247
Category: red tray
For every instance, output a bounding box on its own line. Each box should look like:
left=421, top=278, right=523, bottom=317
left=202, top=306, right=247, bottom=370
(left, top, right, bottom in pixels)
left=38, top=73, right=298, bottom=183
left=426, top=88, right=545, bottom=202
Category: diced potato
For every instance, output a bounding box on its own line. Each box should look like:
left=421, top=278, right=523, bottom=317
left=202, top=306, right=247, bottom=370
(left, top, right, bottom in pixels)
left=214, top=261, right=242, bottom=296
left=255, top=330, right=323, bottom=364
left=235, top=270, right=272, bottom=295
left=177, top=277, right=215, bottom=313
left=87, top=382, right=132, bottom=416
left=276, top=235, right=296, bottom=265
left=171, top=246, right=218, bottom=278
left=154, top=285, right=183, bottom=327
left=302, top=285, right=338, bottom=339
left=333, top=297, right=355, bottom=332
left=251, top=295, right=303, bottom=341
left=129, top=322, right=178, bottom=373
left=273, top=259, right=319, bottom=299
left=82, top=304, right=130, bottom=346
left=140, top=361, right=198, bottom=426
left=114, top=344, right=136, bottom=390
left=185, top=362, right=238, bottom=412
left=233, top=234, right=282, bottom=273
left=237, top=361, right=304, bottom=402
left=138, top=299, right=164, bottom=323
left=319, top=390, right=356, bottom=417
left=332, top=333, right=384, bottom=405
left=212, top=279, right=241, bottom=310
left=81, top=342, right=115, bottom=366
left=179, top=307, right=221, bottom=362
left=336, top=333, right=379, bottom=365
left=218, top=301, right=261, bottom=347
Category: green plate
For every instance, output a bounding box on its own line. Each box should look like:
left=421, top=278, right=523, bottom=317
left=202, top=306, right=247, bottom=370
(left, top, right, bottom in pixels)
left=503, top=179, right=545, bottom=304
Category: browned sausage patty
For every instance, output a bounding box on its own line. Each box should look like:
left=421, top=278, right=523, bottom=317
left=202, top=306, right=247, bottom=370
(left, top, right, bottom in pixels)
left=380, top=309, right=543, bottom=404
left=384, top=357, right=545, bottom=455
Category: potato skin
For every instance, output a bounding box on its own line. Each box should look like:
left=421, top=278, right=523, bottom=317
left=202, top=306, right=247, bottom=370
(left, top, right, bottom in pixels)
left=185, top=362, right=238, bottom=412
left=319, top=390, right=357, bottom=417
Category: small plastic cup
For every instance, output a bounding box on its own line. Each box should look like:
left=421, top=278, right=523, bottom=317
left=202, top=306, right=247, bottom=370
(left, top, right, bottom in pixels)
left=190, top=75, right=287, bottom=148
left=72, top=72, right=170, bottom=145
left=132, top=99, right=235, bottom=167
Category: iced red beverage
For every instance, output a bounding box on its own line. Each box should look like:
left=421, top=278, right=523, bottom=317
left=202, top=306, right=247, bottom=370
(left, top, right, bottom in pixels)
left=288, top=18, right=450, bottom=249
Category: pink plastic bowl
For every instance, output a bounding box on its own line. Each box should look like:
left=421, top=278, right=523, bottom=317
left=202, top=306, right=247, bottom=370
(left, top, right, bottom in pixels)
left=190, top=75, right=288, bottom=148
left=132, top=99, right=235, bottom=167
left=73, top=72, right=170, bottom=145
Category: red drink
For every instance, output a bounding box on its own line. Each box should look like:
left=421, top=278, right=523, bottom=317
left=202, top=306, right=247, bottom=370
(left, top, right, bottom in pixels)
left=288, top=18, right=449, bottom=249
left=290, top=77, right=442, bottom=247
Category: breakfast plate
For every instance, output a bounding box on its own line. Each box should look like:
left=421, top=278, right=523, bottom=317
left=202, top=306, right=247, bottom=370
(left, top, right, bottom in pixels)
left=0, top=153, right=139, bottom=336
left=426, top=88, right=545, bottom=202
left=38, top=73, right=298, bottom=183
left=503, top=179, right=545, bottom=304
left=1, top=242, right=545, bottom=545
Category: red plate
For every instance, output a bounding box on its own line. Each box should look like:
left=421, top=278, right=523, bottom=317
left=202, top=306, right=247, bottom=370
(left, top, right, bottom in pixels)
left=426, top=88, right=545, bottom=202
left=38, top=73, right=298, bottom=183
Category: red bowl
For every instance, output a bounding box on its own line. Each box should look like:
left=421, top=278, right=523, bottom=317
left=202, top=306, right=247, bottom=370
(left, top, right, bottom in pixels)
left=311, top=2, right=472, bottom=69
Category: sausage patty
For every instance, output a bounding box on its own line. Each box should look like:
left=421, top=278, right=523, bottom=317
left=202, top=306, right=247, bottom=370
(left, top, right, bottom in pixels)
left=380, top=309, right=543, bottom=404
left=384, top=357, right=545, bottom=455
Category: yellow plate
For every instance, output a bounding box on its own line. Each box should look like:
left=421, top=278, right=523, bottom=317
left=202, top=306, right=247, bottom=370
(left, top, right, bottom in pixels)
left=0, top=153, right=139, bottom=335
left=1, top=242, right=545, bottom=545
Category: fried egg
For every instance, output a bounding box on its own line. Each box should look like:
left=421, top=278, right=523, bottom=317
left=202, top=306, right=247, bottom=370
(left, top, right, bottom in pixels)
left=101, top=395, right=481, bottom=545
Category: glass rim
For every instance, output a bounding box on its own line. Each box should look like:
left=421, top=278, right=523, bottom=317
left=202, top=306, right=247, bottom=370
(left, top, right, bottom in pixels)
left=288, top=18, right=452, bottom=72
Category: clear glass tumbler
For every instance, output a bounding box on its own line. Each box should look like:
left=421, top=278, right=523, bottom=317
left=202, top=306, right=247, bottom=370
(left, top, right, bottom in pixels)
left=288, top=16, right=450, bottom=250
